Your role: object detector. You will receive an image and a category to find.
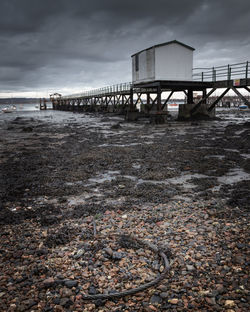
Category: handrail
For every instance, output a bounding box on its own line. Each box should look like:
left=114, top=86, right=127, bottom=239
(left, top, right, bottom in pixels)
left=63, top=82, right=132, bottom=99
left=193, top=61, right=249, bottom=82
left=60, top=61, right=249, bottom=98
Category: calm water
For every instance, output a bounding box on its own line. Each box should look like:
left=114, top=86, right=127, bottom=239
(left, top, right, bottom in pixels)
left=0, top=103, right=50, bottom=111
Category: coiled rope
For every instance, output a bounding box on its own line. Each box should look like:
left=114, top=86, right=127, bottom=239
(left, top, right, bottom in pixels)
left=80, top=234, right=171, bottom=300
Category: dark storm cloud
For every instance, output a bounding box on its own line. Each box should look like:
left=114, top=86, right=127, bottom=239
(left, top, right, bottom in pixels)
left=0, top=0, right=249, bottom=95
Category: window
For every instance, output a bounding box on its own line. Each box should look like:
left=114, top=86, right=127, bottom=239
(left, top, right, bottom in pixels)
left=135, top=54, right=139, bottom=71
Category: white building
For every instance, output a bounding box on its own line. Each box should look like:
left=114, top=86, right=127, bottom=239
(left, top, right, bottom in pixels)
left=131, top=40, right=195, bottom=84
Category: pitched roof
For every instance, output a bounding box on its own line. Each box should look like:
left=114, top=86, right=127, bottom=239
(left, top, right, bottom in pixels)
left=131, top=40, right=195, bottom=57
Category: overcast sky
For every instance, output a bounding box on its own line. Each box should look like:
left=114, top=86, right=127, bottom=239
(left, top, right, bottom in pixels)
left=0, top=0, right=250, bottom=97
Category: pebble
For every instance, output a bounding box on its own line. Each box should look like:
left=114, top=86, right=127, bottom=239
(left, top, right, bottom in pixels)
left=186, top=264, right=195, bottom=271
left=64, top=280, right=78, bottom=288
left=224, top=300, right=235, bottom=307
left=168, top=298, right=179, bottom=304
left=160, top=292, right=168, bottom=299
left=150, top=295, right=162, bottom=304
left=103, top=247, right=113, bottom=257
left=112, top=251, right=123, bottom=260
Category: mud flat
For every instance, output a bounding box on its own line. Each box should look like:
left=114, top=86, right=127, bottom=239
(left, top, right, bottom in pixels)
left=0, top=109, right=249, bottom=311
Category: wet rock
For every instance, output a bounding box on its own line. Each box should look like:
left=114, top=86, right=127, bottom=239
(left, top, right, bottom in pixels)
left=60, top=298, right=73, bottom=308
left=186, top=264, right=195, bottom=271
left=160, top=292, right=168, bottom=299
left=112, top=251, right=123, bottom=260
left=168, top=298, right=179, bottom=304
left=40, top=214, right=59, bottom=226
left=224, top=300, right=235, bottom=307
left=205, top=297, right=217, bottom=305
left=73, top=249, right=85, bottom=259
left=111, top=123, right=121, bottom=129
left=88, top=285, right=97, bottom=295
left=103, top=247, right=113, bottom=257
left=22, top=126, right=33, bottom=132
left=64, top=280, right=78, bottom=288
left=43, top=278, right=56, bottom=288
left=150, top=295, right=162, bottom=304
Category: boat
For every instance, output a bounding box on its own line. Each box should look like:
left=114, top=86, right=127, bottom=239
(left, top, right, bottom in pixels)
left=239, top=104, right=248, bottom=109
left=2, top=105, right=16, bottom=113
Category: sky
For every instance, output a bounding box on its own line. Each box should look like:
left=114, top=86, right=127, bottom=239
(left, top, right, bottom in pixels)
left=0, top=0, right=250, bottom=98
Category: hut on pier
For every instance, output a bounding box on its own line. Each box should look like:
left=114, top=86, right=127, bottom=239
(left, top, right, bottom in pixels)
left=131, top=40, right=195, bottom=84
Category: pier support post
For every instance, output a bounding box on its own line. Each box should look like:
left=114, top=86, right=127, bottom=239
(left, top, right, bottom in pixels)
left=202, top=89, right=207, bottom=104
left=126, top=87, right=139, bottom=121
left=232, top=87, right=250, bottom=107
left=157, top=85, right=162, bottom=111
left=187, top=89, right=194, bottom=104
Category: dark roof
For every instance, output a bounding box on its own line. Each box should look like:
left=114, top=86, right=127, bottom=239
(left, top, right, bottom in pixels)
left=131, top=40, right=195, bottom=57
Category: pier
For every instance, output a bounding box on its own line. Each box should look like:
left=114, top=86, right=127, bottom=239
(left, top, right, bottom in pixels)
left=42, top=40, right=250, bottom=122
left=45, top=61, right=250, bottom=122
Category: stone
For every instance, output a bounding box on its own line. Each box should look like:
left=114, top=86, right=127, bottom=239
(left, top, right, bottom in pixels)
left=216, top=284, right=225, bottom=294
left=168, top=298, right=179, bottom=304
left=186, top=264, right=195, bottom=271
left=64, top=280, right=78, bottom=288
left=150, top=295, right=162, bottom=304
left=160, top=292, right=168, bottom=299
left=205, top=297, right=217, bottom=305
left=74, top=249, right=84, bottom=259
left=112, top=252, right=123, bottom=260
left=43, top=277, right=55, bottom=288
left=88, top=285, right=97, bottom=295
left=103, top=247, right=113, bottom=257
left=224, top=300, right=235, bottom=307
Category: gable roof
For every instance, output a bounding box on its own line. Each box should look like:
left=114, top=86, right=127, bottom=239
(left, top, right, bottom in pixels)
left=131, top=40, right=195, bottom=57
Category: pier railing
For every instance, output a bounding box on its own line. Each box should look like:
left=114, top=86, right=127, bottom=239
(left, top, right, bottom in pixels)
left=61, top=61, right=249, bottom=99
left=64, top=82, right=132, bottom=99
left=192, top=61, right=249, bottom=82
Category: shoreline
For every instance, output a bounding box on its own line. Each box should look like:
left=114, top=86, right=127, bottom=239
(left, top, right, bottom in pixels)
left=0, top=110, right=249, bottom=311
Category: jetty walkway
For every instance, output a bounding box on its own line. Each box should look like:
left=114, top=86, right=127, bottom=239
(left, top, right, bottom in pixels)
left=42, top=61, right=250, bottom=121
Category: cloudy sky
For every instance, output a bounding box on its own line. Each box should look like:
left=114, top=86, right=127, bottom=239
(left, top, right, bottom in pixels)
left=0, top=0, right=250, bottom=97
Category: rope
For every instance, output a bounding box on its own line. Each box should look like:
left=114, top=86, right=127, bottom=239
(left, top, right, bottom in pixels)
left=79, top=234, right=171, bottom=300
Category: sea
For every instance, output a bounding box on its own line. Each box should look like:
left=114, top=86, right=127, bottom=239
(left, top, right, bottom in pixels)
left=0, top=103, right=52, bottom=112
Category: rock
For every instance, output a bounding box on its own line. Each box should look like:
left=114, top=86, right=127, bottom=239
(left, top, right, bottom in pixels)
left=111, top=123, right=121, bottom=129
left=186, top=264, right=195, bottom=271
left=60, top=298, right=73, bottom=308
left=224, top=300, right=235, bottom=307
left=103, top=247, right=113, bottom=257
left=88, top=285, right=97, bottom=295
left=157, top=285, right=168, bottom=292
left=216, top=284, right=225, bottom=294
left=43, top=277, right=55, bottom=288
left=64, top=280, right=78, bottom=288
left=160, top=292, right=168, bottom=299
left=205, top=297, right=217, bottom=305
left=168, top=298, right=179, bottom=304
left=74, top=249, right=84, bottom=259
left=94, top=299, right=106, bottom=307
left=150, top=295, right=162, bottom=304
left=195, top=252, right=202, bottom=259
left=112, top=252, right=123, bottom=260
left=53, top=298, right=61, bottom=305
left=22, top=126, right=33, bottom=132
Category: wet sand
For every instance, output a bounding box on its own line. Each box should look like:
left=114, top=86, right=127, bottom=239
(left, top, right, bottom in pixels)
left=0, top=109, right=249, bottom=311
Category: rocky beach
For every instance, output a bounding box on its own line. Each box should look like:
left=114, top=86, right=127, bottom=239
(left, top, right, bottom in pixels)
left=0, top=109, right=249, bottom=311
